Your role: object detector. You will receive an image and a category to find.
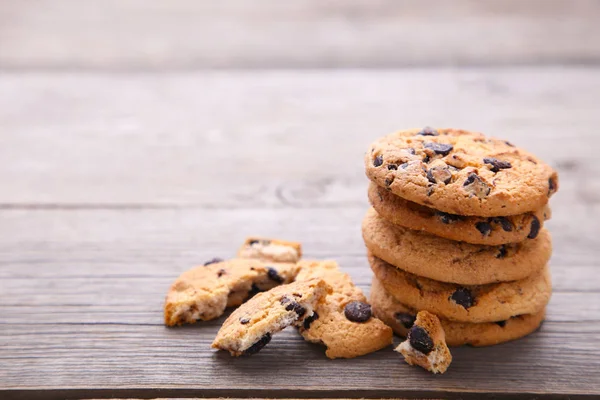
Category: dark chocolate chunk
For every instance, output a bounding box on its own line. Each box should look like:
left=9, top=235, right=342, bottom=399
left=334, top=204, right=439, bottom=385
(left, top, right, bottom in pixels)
left=496, top=245, right=508, bottom=259
left=423, top=155, right=430, bottom=164
left=424, top=142, right=454, bottom=156
left=217, top=269, right=226, bottom=278
left=408, top=326, right=434, bottom=355
left=280, top=296, right=306, bottom=317
left=436, top=211, right=462, bottom=224
left=373, top=155, right=384, bottom=167
left=344, top=301, right=372, bottom=323
left=475, top=221, right=492, bottom=236
left=426, top=169, right=436, bottom=184
left=395, top=312, right=416, bottom=329
left=417, top=127, right=439, bottom=136
left=240, top=317, right=250, bottom=325
left=463, top=173, right=491, bottom=199
left=387, top=164, right=398, bottom=170
left=248, top=283, right=262, bottom=298
left=427, top=165, right=452, bottom=184
left=303, top=311, right=319, bottom=329
left=528, top=215, right=541, bottom=239
left=494, top=217, right=513, bottom=232
left=406, top=147, right=417, bottom=155
left=548, top=176, right=557, bottom=196
left=248, top=239, right=260, bottom=246
left=450, top=288, right=474, bottom=309
left=267, top=267, right=284, bottom=283
left=243, top=333, right=272, bottom=355
left=495, top=320, right=507, bottom=328
left=204, top=257, right=223, bottom=266
left=483, top=157, right=512, bottom=173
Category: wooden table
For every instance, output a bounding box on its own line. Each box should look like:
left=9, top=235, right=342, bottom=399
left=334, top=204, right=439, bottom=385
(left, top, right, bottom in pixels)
left=1, top=1, right=600, bottom=399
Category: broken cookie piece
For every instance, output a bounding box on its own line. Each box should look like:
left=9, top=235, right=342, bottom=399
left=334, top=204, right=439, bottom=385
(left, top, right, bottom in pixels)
left=212, top=278, right=331, bottom=356
left=237, top=237, right=302, bottom=263
left=164, top=258, right=299, bottom=326
left=395, top=311, right=452, bottom=374
left=296, top=260, right=393, bottom=359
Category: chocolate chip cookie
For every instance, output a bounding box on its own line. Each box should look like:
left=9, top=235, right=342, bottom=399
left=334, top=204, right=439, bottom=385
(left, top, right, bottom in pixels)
left=238, top=237, right=302, bottom=263
left=395, top=310, right=452, bottom=374
left=369, top=183, right=551, bottom=245
left=362, top=207, right=551, bottom=285
left=369, top=253, right=552, bottom=323
left=164, top=258, right=299, bottom=326
left=295, top=260, right=392, bottom=358
left=370, top=277, right=546, bottom=347
left=212, top=278, right=331, bottom=356
left=365, top=128, right=558, bottom=217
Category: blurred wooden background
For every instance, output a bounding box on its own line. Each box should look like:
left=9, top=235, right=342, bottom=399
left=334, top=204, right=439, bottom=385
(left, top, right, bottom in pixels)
left=1, top=1, right=600, bottom=399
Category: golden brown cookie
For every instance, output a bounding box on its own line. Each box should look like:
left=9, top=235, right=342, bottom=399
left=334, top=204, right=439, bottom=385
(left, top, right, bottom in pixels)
left=212, top=279, right=331, bottom=356
left=237, top=237, right=302, bottom=263
left=164, top=258, right=299, bottom=326
left=369, top=253, right=552, bottom=323
left=295, top=260, right=392, bottom=359
left=370, top=277, right=546, bottom=347
left=362, top=207, right=551, bottom=285
left=365, top=128, right=558, bottom=217
left=395, top=311, right=452, bottom=374
left=369, top=182, right=550, bottom=245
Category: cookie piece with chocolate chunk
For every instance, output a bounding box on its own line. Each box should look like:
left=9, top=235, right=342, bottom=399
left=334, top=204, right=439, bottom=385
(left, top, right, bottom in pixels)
left=395, top=311, right=452, bottom=374
left=212, top=279, right=331, bottom=356
left=238, top=237, right=302, bottom=263
left=365, top=128, right=558, bottom=217
left=368, top=183, right=551, bottom=245
left=164, top=259, right=300, bottom=326
left=296, top=260, right=392, bottom=359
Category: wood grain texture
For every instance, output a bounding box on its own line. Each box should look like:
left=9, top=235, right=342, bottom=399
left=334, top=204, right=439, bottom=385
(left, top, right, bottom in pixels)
left=0, top=68, right=597, bottom=207
left=1, top=68, right=599, bottom=399
left=0, top=0, right=599, bottom=69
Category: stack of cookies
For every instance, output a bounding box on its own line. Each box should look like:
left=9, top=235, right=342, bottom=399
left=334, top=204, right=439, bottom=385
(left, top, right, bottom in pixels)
left=363, top=128, right=558, bottom=347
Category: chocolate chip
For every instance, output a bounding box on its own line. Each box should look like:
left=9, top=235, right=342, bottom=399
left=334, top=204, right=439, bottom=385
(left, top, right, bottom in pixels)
left=496, top=245, right=508, bottom=259
left=528, top=215, right=541, bottom=239
left=280, top=296, right=306, bottom=317
left=422, top=155, right=430, bottom=163
left=427, top=166, right=452, bottom=185
left=387, top=164, right=398, bottom=170
left=395, top=312, right=416, bottom=329
left=303, top=311, right=319, bottom=329
left=494, top=217, right=513, bottom=232
left=243, top=333, right=272, bottom=355
left=424, top=142, right=454, bottom=156
left=248, top=283, right=262, bottom=298
left=417, top=127, right=439, bottom=136
left=475, top=221, right=492, bottom=236
left=204, top=258, right=223, bottom=266
left=484, top=157, right=512, bottom=173
left=406, top=148, right=417, bottom=155
left=373, top=155, right=383, bottom=167
left=436, top=211, right=462, bottom=224
left=408, top=326, right=434, bottom=355
left=240, top=317, right=250, bottom=325
left=344, top=301, right=372, bottom=323
left=505, top=141, right=515, bottom=147
left=248, top=239, right=260, bottom=246
left=217, top=269, right=226, bottom=278
left=463, top=173, right=491, bottom=199
left=450, top=288, right=474, bottom=309
left=267, top=267, right=284, bottom=283
left=495, top=320, right=507, bottom=328
left=548, top=176, right=557, bottom=196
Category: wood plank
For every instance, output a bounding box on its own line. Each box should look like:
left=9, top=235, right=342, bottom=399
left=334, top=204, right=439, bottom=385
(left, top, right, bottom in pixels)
left=1, top=1, right=599, bottom=69
left=0, top=208, right=599, bottom=398
left=0, top=68, right=598, bottom=206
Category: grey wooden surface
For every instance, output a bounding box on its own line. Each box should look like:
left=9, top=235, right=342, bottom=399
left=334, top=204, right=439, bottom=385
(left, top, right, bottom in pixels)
left=1, top=1, right=600, bottom=399
left=1, top=0, right=600, bottom=69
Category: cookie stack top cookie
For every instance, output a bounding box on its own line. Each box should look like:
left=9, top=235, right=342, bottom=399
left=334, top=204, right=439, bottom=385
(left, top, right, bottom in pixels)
left=365, top=128, right=558, bottom=218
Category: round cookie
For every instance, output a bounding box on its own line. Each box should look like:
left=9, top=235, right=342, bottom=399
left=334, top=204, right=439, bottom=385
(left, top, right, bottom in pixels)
left=368, top=253, right=552, bottom=323
left=369, top=182, right=551, bottom=245
left=362, top=207, right=551, bottom=285
left=365, top=127, right=558, bottom=217
left=370, top=277, right=546, bottom=347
